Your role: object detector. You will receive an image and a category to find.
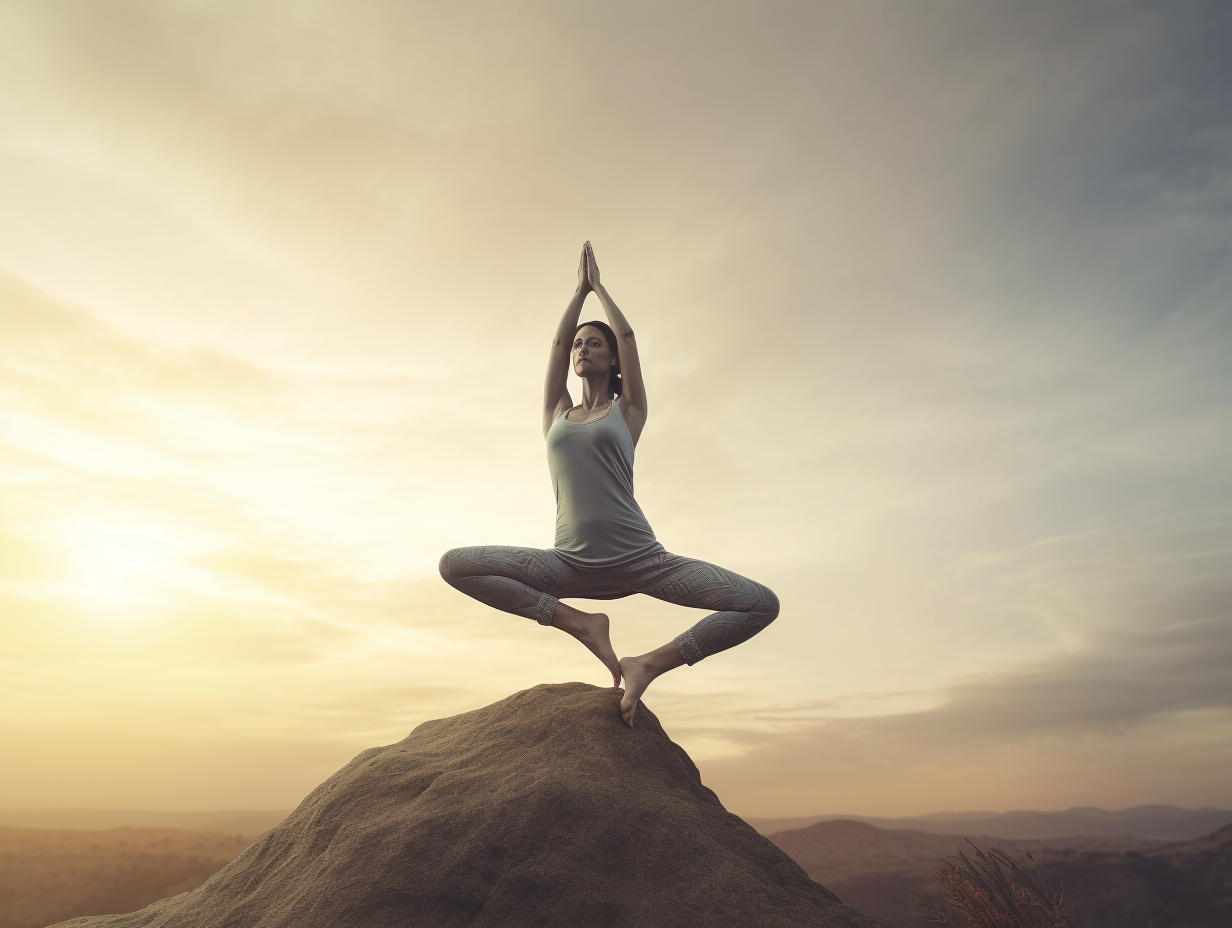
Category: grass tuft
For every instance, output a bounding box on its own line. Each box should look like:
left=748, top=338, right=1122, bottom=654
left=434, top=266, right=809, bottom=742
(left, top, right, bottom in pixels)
left=914, top=841, right=1074, bottom=928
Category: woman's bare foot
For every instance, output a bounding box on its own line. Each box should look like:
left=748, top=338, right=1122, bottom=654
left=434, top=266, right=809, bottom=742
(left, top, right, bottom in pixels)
left=552, top=602, right=621, bottom=685
left=618, top=641, right=686, bottom=728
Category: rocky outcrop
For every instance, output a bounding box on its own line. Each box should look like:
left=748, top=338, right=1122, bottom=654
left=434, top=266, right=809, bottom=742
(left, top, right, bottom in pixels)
left=56, top=683, right=890, bottom=928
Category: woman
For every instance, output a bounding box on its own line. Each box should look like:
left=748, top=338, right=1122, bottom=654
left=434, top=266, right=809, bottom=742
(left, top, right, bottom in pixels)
left=439, top=242, right=779, bottom=727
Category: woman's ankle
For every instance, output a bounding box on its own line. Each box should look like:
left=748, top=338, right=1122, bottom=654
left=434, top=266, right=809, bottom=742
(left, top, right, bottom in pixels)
left=637, top=642, right=686, bottom=676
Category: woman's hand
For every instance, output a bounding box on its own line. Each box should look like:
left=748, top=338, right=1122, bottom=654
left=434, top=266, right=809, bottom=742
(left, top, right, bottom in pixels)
left=576, top=243, right=592, bottom=293
left=585, top=241, right=602, bottom=290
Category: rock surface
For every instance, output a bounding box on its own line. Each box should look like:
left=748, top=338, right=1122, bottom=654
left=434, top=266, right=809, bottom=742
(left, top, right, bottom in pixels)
left=54, top=683, right=889, bottom=928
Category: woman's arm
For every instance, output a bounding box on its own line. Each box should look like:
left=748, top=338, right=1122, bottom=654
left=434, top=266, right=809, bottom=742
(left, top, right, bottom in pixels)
left=543, top=245, right=590, bottom=438
left=586, top=243, right=648, bottom=445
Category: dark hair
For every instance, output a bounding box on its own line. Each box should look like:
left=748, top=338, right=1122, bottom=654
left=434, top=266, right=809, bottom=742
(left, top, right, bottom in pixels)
left=574, top=320, right=622, bottom=398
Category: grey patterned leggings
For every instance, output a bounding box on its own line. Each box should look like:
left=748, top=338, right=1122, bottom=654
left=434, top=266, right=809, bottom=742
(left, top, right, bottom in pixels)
left=438, top=545, right=779, bottom=665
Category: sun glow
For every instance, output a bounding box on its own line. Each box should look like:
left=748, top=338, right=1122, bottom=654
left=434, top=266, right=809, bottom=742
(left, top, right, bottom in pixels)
left=66, top=520, right=186, bottom=607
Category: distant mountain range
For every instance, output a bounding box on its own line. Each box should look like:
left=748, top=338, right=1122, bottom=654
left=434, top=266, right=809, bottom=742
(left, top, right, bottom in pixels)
left=4, top=803, right=1230, bottom=842
left=743, top=805, right=1232, bottom=840
left=0, top=808, right=292, bottom=837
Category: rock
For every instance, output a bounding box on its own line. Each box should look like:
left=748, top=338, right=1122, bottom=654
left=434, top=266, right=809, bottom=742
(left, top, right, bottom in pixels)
left=54, top=683, right=890, bottom=928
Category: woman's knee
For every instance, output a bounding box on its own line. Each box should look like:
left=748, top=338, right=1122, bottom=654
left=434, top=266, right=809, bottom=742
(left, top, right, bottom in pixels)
left=755, top=584, right=780, bottom=626
left=438, top=547, right=472, bottom=584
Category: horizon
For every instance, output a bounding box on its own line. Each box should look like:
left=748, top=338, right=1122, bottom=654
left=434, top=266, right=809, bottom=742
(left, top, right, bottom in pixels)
left=4, top=801, right=1228, bottom=817
left=5, top=801, right=1231, bottom=848
left=2, top=0, right=1231, bottom=818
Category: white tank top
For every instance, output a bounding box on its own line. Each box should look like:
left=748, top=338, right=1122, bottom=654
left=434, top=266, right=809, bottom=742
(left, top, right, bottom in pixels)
left=545, top=396, right=662, bottom=567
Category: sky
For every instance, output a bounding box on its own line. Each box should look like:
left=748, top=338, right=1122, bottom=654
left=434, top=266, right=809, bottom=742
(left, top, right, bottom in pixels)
left=1, top=0, right=1230, bottom=818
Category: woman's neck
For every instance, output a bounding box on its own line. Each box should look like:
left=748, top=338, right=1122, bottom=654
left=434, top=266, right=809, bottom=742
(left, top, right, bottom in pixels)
left=578, top=378, right=612, bottom=411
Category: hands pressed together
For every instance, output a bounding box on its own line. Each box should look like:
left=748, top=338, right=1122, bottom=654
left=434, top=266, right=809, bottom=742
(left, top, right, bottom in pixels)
left=576, top=241, right=602, bottom=293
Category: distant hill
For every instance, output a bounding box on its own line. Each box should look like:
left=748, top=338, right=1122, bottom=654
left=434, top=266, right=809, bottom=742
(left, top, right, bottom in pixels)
left=769, top=819, right=1232, bottom=928
left=745, top=804, right=1232, bottom=840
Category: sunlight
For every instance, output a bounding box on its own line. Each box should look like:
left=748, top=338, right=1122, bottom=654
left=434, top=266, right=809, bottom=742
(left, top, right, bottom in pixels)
left=66, top=519, right=185, bottom=607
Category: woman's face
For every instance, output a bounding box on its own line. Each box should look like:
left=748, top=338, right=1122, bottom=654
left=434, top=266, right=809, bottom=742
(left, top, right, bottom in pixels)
left=572, top=326, right=615, bottom=377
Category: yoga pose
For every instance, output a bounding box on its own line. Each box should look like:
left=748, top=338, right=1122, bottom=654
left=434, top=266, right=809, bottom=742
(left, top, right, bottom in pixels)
left=439, top=242, right=779, bottom=726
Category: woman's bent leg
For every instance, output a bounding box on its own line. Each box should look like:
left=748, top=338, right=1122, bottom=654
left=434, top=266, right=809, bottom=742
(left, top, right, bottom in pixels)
left=438, top=545, right=624, bottom=684
left=438, top=545, right=570, bottom=625
left=613, top=551, right=779, bottom=727
left=633, top=553, right=780, bottom=665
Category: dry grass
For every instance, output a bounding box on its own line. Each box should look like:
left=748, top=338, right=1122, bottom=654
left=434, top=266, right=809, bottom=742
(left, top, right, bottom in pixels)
left=916, top=842, right=1074, bottom=928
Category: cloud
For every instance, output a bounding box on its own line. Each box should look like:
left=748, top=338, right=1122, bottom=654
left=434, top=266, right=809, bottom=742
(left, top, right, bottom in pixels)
left=693, top=518, right=1232, bottom=813
left=0, top=270, right=280, bottom=440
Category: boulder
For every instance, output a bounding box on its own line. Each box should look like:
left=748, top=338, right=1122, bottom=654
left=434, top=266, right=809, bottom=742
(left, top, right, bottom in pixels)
left=56, top=683, right=890, bottom=928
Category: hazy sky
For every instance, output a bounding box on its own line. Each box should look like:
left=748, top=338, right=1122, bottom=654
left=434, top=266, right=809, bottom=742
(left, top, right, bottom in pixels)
left=2, top=0, right=1230, bottom=817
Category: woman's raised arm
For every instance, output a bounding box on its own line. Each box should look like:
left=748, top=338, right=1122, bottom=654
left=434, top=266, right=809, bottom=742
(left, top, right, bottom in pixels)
left=586, top=243, right=648, bottom=446
left=543, top=245, right=590, bottom=438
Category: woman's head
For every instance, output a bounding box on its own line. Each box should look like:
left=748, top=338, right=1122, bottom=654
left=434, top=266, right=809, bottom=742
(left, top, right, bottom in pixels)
left=573, top=320, right=622, bottom=398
